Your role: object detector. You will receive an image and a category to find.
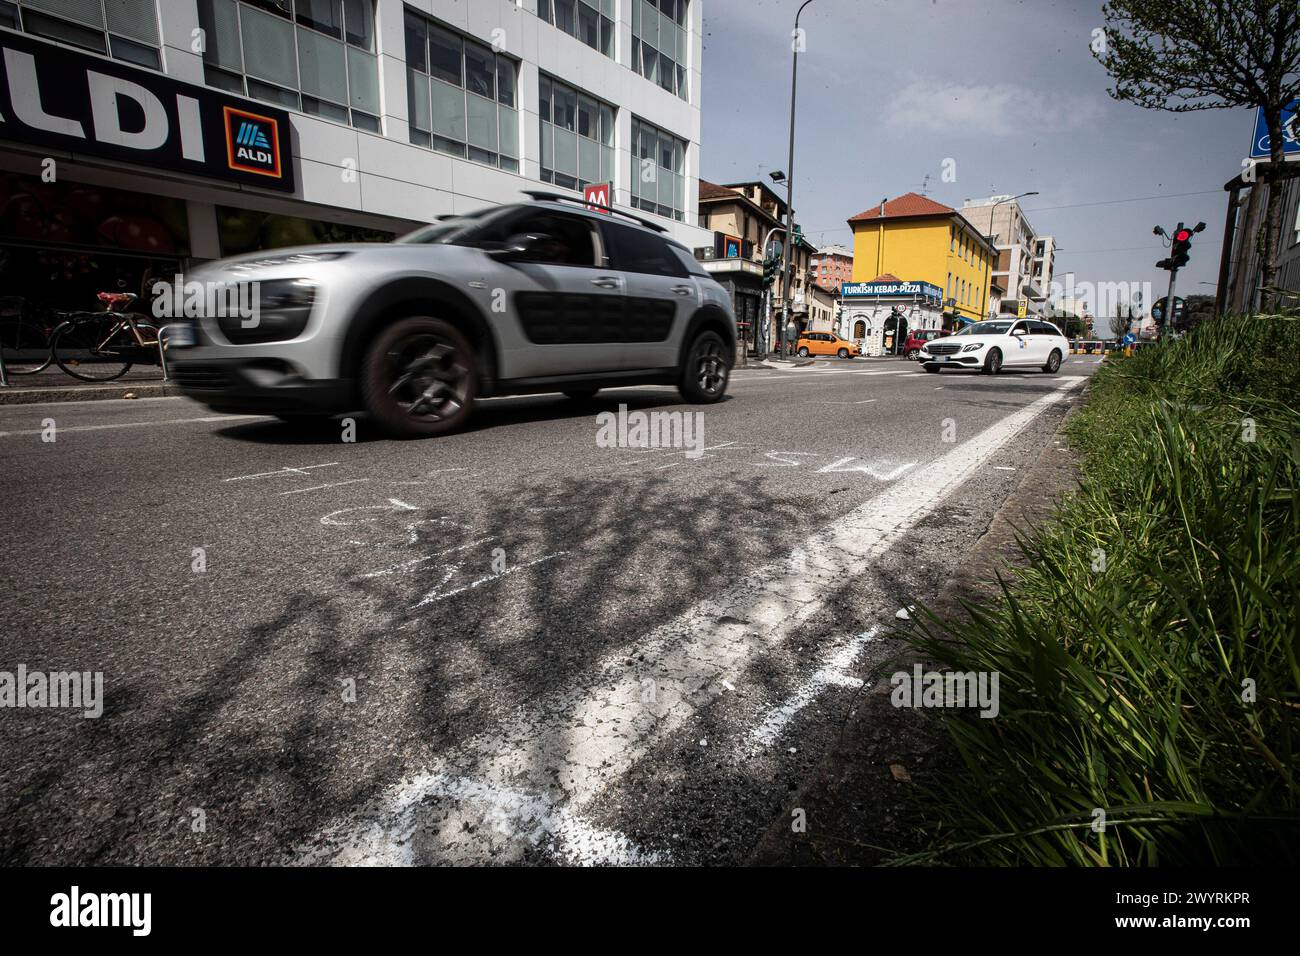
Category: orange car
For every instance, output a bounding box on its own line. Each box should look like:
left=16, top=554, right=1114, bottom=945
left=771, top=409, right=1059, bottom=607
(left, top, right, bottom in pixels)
left=795, top=332, right=860, bottom=358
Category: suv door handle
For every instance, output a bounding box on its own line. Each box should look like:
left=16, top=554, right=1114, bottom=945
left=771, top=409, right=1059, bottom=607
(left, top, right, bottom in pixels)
left=671, top=285, right=694, bottom=296
left=590, top=277, right=621, bottom=289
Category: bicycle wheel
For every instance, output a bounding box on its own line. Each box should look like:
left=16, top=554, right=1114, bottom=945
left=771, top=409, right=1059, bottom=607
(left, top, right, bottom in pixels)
left=0, top=317, right=53, bottom=374
left=51, top=316, right=134, bottom=382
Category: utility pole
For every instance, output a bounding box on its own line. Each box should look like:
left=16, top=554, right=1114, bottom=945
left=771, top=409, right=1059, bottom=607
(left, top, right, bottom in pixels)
left=779, top=0, right=815, bottom=359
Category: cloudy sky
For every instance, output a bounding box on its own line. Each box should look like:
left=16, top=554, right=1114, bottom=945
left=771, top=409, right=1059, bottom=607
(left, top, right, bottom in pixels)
left=698, top=0, right=1255, bottom=322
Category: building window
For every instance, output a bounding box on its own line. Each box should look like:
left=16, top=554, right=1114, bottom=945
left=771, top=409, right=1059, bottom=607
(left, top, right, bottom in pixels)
left=405, top=9, right=519, bottom=172
left=630, top=117, right=685, bottom=222
left=632, top=0, right=688, bottom=100
left=197, top=0, right=380, bottom=131
left=537, top=0, right=613, bottom=58
left=538, top=74, right=614, bottom=191
left=3, top=0, right=161, bottom=69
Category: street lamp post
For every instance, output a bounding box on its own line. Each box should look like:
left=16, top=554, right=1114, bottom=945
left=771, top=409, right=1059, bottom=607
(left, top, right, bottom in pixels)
left=778, top=0, right=816, bottom=359
left=980, top=191, right=1037, bottom=322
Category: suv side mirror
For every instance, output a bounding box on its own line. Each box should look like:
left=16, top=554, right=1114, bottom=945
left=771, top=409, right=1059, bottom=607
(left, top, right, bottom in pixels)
left=1011, top=328, right=1025, bottom=337
left=489, top=232, right=554, bottom=262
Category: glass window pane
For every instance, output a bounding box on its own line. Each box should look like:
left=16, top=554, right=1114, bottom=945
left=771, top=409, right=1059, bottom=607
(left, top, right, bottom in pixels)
left=554, top=128, right=577, bottom=177
left=541, top=121, right=554, bottom=171
left=408, top=69, right=430, bottom=131
left=674, top=172, right=684, bottom=215
left=302, top=94, right=349, bottom=123
left=199, top=0, right=242, bottom=71
left=578, top=137, right=600, bottom=186
left=659, top=133, right=673, bottom=170
left=347, top=47, right=379, bottom=114
left=578, top=1, right=598, bottom=48
left=577, top=95, right=596, bottom=139
left=499, top=107, right=518, bottom=159
left=297, top=0, right=342, bottom=39
left=599, top=104, right=614, bottom=146
left=298, top=28, right=347, bottom=104
left=676, top=24, right=687, bottom=62
left=241, top=6, right=298, bottom=90
left=110, top=35, right=160, bottom=69
left=631, top=0, right=639, bottom=35
left=538, top=75, right=551, bottom=122
left=467, top=93, right=498, bottom=151
left=645, top=47, right=658, bottom=83
left=497, top=57, right=515, bottom=107
left=672, top=139, right=684, bottom=173
left=429, top=24, right=461, bottom=86
left=248, top=78, right=299, bottom=109
left=464, top=41, right=494, bottom=98
left=600, top=17, right=613, bottom=56
left=554, top=84, right=576, bottom=131
left=342, top=0, right=373, bottom=48
left=430, top=78, right=466, bottom=142
left=404, top=11, right=427, bottom=72
left=555, top=0, right=575, bottom=34
left=641, top=1, right=658, bottom=47
left=660, top=11, right=674, bottom=55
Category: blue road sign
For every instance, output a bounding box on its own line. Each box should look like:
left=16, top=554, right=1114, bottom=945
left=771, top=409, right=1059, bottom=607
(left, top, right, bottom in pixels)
left=1250, top=101, right=1300, bottom=160
left=1122, top=332, right=1137, bottom=346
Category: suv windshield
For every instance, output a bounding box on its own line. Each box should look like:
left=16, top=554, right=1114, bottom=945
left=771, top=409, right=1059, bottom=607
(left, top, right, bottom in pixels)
left=957, top=321, right=1013, bottom=336
left=396, top=207, right=505, bottom=245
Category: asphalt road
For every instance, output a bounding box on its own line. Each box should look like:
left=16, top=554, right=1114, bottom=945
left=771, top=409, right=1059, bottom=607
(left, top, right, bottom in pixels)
left=0, top=355, right=1101, bottom=865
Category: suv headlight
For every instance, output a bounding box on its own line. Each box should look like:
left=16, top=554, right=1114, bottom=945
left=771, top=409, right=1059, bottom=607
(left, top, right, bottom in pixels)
left=218, top=279, right=316, bottom=344
left=962, top=342, right=985, bottom=352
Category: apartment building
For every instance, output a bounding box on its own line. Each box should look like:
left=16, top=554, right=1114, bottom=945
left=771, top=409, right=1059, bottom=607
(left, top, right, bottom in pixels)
left=962, top=195, right=1054, bottom=317
left=0, top=0, right=708, bottom=315
left=810, top=243, right=851, bottom=293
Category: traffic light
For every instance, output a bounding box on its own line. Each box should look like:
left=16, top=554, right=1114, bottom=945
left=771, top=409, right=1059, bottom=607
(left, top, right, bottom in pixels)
left=1156, top=221, right=1206, bottom=271
left=763, top=255, right=779, bottom=287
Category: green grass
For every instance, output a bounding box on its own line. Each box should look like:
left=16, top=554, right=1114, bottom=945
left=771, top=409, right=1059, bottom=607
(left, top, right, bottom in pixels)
left=895, top=314, right=1300, bottom=866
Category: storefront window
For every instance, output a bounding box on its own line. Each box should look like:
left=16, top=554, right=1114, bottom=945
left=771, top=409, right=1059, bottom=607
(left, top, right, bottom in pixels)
left=0, top=172, right=188, bottom=314
left=631, top=0, right=688, bottom=100
left=215, top=206, right=392, bottom=257
left=197, top=0, right=381, bottom=132
left=405, top=10, right=520, bottom=173
left=2, top=0, right=161, bottom=70
left=629, top=118, right=686, bottom=223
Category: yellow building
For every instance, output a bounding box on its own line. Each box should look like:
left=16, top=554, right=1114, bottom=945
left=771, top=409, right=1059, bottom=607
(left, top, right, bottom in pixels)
left=848, top=193, right=998, bottom=325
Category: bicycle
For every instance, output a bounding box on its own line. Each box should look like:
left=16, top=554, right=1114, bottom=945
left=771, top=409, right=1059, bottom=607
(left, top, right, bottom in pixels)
left=48, top=292, right=162, bottom=382
left=0, top=296, right=56, bottom=375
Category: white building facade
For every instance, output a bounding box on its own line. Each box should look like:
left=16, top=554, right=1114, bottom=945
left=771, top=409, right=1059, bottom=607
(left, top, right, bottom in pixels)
left=0, top=0, right=708, bottom=312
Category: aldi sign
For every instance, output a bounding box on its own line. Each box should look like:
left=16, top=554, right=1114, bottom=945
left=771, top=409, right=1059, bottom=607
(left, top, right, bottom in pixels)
left=842, top=280, right=943, bottom=302
left=0, top=32, right=295, bottom=192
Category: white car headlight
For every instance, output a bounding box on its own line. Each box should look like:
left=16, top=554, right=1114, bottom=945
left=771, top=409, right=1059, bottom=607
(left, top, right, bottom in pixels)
left=962, top=343, right=985, bottom=352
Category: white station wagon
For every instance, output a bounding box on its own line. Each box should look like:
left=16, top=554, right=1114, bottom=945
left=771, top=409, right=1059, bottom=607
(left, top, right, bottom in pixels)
left=917, top=319, right=1069, bottom=375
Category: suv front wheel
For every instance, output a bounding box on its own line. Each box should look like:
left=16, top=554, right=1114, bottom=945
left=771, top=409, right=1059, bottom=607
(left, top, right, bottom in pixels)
left=679, top=330, right=730, bottom=404
left=361, top=316, right=477, bottom=437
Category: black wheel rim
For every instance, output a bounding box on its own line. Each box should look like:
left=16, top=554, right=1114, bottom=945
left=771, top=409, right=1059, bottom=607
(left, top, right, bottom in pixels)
left=1049, top=353, right=1060, bottom=371
left=990, top=352, right=1001, bottom=373
left=383, top=332, right=470, bottom=421
left=695, top=339, right=728, bottom=396
left=55, top=318, right=133, bottom=381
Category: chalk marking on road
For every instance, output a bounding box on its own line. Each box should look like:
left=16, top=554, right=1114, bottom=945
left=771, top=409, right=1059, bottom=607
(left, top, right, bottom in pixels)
left=411, top=551, right=568, bottom=608
left=817, top=458, right=917, bottom=480
left=751, top=628, right=878, bottom=749
left=994, top=466, right=1017, bottom=471
left=226, top=462, right=339, bottom=482
left=758, top=451, right=821, bottom=467
left=358, top=537, right=498, bottom=579
left=296, top=377, right=1085, bottom=864
left=295, top=771, right=663, bottom=866
left=279, top=479, right=370, bottom=496
left=0, top=414, right=268, bottom=438
left=320, top=498, right=418, bottom=526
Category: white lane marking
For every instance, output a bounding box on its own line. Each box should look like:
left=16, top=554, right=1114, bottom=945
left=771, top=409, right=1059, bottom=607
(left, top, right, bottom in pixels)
left=297, top=377, right=1085, bottom=863
left=226, top=462, right=339, bottom=482
left=994, top=466, right=1017, bottom=471
left=0, top=414, right=268, bottom=438
left=279, top=479, right=370, bottom=496
left=817, top=458, right=916, bottom=480
left=295, top=772, right=663, bottom=866
left=751, top=628, right=878, bottom=749
left=855, top=370, right=913, bottom=377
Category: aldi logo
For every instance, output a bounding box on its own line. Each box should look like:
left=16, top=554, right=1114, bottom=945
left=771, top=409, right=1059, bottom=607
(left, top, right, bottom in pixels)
left=223, top=106, right=282, bottom=178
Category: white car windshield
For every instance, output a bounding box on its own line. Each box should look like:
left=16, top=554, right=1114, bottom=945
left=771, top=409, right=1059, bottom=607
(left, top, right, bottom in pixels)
left=956, top=321, right=1014, bottom=336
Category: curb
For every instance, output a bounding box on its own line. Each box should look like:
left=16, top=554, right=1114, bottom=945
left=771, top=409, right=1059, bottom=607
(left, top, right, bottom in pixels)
left=0, top=382, right=182, bottom=405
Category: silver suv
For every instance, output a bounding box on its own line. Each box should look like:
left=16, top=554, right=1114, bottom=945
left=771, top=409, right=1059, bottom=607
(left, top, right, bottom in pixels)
left=168, top=193, right=736, bottom=437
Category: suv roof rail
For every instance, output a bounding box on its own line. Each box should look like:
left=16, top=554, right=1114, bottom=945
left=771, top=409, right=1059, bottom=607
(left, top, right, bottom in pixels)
left=520, top=189, right=669, bottom=234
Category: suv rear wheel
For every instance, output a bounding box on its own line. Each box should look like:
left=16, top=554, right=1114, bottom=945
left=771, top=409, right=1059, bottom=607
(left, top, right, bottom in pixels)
left=361, top=316, right=477, bottom=438
left=679, top=330, right=730, bottom=404
left=797, top=346, right=810, bottom=357
left=1043, top=349, right=1062, bottom=374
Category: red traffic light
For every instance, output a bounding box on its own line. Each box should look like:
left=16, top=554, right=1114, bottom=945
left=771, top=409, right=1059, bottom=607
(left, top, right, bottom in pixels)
left=1174, top=229, right=1193, bottom=242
